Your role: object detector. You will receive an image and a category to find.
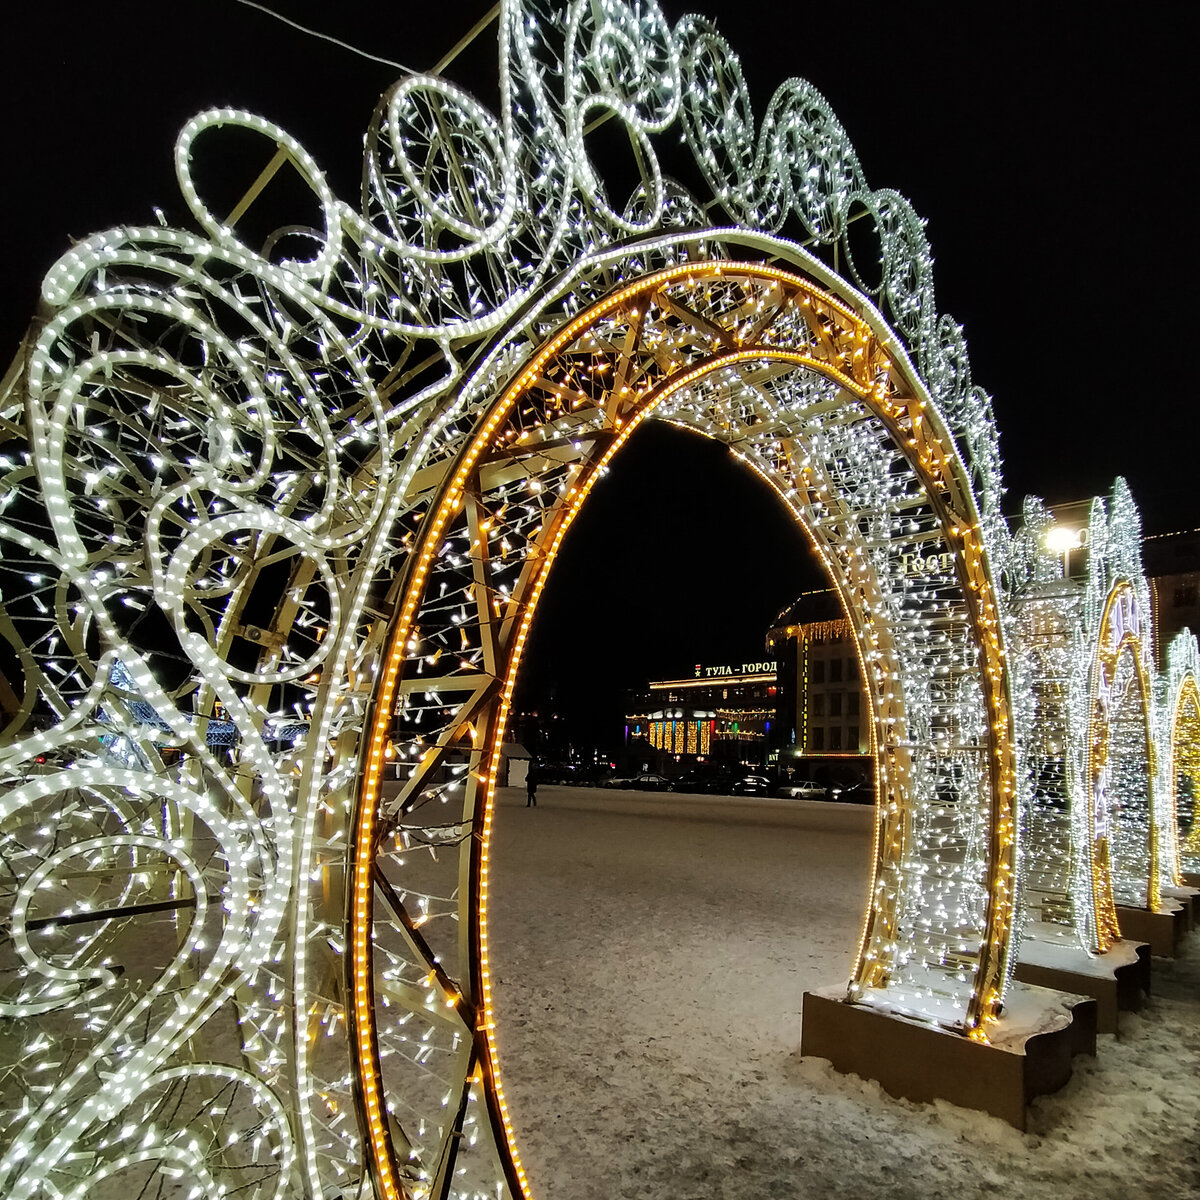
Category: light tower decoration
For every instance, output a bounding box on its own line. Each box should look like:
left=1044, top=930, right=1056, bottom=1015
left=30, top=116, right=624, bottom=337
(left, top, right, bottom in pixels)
left=1079, top=479, right=1163, bottom=943
left=0, top=2, right=1044, bottom=1196
left=1161, top=629, right=1200, bottom=881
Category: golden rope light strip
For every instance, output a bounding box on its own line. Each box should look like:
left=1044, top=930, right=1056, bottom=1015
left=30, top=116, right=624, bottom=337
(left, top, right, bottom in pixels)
left=348, top=261, right=1017, bottom=1198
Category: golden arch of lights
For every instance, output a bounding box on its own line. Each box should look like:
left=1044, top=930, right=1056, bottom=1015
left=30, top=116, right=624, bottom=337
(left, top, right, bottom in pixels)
left=0, top=4, right=1025, bottom=1198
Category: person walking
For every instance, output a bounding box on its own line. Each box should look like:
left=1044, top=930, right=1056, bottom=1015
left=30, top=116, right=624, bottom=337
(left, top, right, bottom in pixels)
left=525, top=763, right=539, bottom=807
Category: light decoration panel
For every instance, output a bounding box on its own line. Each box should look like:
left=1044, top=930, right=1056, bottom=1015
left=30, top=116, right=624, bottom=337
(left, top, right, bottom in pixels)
left=1007, top=496, right=1086, bottom=946
left=1160, top=630, right=1200, bottom=878
left=1010, top=480, right=1162, bottom=956
left=1083, top=481, right=1162, bottom=935
left=0, top=3, right=1016, bottom=1198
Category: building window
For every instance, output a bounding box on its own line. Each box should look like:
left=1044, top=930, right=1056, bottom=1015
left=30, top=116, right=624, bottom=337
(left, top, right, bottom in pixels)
left=830, top=727, right=842, bottom=751
left=1174, top=583, right=1198, bottom=608
left=848, top=691, right=860, bottom=716
left=829, top=693, right=843, bottom=717
left=811, top=727, right=824, bottom=751
left=846, top=657, right=857, bottom=680
left=813, top=694, right=825, bottom=717
left=812, top=659, right=825, bottom=684
left=830, top=658, right=843, bottom=682
left=846, top=725, right=859, bottom=751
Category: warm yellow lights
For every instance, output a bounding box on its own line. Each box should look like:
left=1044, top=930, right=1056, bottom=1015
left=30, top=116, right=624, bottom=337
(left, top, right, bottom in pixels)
left=346, top=257, right=1020, bottom=1191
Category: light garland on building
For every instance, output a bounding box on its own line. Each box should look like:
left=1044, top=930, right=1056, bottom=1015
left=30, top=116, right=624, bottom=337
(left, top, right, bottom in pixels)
left=0, top=3, right=1021, bottom=1197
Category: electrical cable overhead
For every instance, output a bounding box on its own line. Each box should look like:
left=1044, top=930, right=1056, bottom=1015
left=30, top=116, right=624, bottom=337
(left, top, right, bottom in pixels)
left=231, top=0, right=417, bottom=74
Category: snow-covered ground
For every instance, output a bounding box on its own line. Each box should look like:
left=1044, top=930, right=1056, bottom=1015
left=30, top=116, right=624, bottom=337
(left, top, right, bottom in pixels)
left=487, top=787, right=1200, bottom=1200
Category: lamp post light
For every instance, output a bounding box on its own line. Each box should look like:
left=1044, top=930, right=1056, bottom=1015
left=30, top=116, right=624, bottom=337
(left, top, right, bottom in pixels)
left=1044, top=524, right=1085, bottom=577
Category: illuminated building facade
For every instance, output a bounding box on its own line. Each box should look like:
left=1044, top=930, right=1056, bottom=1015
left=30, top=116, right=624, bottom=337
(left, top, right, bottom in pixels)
left=769, top=593, right=871, bottom=765
left=1144, top=526, right=1200, bottom=667
left=626, top=659, right=778, bottom=764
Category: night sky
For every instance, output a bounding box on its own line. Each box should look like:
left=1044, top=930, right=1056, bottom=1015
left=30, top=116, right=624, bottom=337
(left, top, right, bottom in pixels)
left=3, top=2, right=1193, bottom=748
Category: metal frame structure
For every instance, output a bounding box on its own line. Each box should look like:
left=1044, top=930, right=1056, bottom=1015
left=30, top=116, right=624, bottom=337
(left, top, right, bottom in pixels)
left=0, top=4, right=1019, bottom=1197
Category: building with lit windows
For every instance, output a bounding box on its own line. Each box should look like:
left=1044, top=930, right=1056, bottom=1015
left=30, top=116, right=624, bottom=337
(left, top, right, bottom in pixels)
left=1144, top=526, right=1200, bottom=666
left=768, top=591, right=872, bottom=777
left=625, top=658, right=778, bottom=766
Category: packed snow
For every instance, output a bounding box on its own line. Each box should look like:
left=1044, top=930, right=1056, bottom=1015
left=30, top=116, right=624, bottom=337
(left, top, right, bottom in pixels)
left=488, top=787, right=1200, bottom=1200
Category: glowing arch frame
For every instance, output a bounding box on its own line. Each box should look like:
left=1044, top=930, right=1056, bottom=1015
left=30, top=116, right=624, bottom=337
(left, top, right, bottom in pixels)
left=1010, top=484, right=1164, bottom=957
left=1087, top=578, right=1158, bottom=949
left=348, top=260, right=1017, bottom=1197
left=1163, top=629, right=1200, bottom=878
left=0, top=2, right=1026, bottom=1195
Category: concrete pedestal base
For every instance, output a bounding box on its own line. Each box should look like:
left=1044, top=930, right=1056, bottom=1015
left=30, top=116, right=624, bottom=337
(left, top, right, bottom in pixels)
left=1163, top=884, right=1200, bottom=929
left=1013, top=936, right=1149, bottom=1033
left=1183, top=872, right=1200, bottom=891
left=1116, top=900, right=1187, bottom=956
left=800, top=983, right=1096, bottom=1130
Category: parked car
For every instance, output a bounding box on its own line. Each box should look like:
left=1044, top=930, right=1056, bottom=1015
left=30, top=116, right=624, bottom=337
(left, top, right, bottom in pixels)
left=604, top=772, right=673, bottom=791
left=773, top=779, right=825, bottom=799
left=838, top=781, right=875, bottom=805
left=629, top=773, right=673, bottom=791
left=731, top=774, right=772, bottom=795
left=675, top=771, right=734, bottom=794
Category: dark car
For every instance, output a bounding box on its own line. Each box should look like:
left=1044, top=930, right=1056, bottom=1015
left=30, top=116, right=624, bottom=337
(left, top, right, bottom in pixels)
left=630, top=772, right=673, bottom=791
left=604, top=772, right=673, bottom=791
left=837, top=781, right=875, bottom=805
left=731, top=774, right=771, bottom=795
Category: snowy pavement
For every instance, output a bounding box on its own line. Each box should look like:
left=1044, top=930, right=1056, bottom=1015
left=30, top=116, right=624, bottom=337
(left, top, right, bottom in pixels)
left=487, top=786, right=1200, bottom=1200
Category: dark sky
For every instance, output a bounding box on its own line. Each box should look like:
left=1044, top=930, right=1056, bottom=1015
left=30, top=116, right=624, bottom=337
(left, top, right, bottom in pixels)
left=3, top=2, right=1194, bottom=745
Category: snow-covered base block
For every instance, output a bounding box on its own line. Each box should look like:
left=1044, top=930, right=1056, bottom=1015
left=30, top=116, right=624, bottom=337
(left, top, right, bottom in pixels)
left=1014, top=930, right=1149, bottom=1033
left=1162, top=884, right=1200, bottom=929
left=1115, top=900, right=1188, bottom=957
left=800, top=983, right=1097, bottom=1131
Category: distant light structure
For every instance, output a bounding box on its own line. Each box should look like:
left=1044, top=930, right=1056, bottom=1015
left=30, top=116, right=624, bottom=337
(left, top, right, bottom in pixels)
left=1161, top=630, right=1200, bottom=879
left=1010, top=480, right=1166, bottom=958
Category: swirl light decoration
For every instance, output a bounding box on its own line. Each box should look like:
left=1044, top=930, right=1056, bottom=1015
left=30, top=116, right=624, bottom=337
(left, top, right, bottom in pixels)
left=1161, top=630, right=1200, bottom=879
left=0, top=3, right=1018, bottom=1197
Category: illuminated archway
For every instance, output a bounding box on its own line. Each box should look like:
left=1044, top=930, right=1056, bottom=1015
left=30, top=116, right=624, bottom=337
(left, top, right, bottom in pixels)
left=0, top=3, right=1024, bottom=1196
left=1009, top=496, right=1087, bottom=942
left=1011, top=482, right=1163, bottom=959
left=348, top=260, right=1017, bottom=1197
left=1087, top=579, right=1158, bottom=948
left=1164, top=631, right=1200, bottom=878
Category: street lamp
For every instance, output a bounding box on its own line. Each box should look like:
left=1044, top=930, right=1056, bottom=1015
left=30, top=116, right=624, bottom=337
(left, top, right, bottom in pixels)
left=1044, top=524, right=1084, bottom=576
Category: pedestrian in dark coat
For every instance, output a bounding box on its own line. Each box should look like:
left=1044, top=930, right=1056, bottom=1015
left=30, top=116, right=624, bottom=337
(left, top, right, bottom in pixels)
left=525, top=764, right=539, bottom=807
